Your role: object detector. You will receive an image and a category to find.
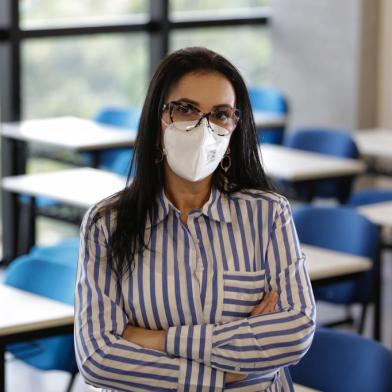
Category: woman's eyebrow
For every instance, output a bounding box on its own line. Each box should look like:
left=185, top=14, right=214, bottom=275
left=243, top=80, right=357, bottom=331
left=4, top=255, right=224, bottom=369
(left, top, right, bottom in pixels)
left=176, top=98, right=234, bottom=109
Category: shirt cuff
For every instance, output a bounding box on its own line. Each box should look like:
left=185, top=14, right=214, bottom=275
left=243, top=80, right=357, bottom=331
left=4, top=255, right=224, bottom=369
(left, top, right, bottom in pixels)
left=177, top=357, right=225, bottom=392
left=166, top=324, right=214, bottom=366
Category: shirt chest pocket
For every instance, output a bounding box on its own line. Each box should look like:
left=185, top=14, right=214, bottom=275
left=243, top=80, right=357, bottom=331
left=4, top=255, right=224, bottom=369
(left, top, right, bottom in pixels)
left=221, top=270, right=266, bottom=323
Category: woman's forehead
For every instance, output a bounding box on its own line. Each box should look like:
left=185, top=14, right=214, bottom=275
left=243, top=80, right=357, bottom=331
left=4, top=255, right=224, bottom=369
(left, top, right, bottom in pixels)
left=167, top=72, right=236, bottom=108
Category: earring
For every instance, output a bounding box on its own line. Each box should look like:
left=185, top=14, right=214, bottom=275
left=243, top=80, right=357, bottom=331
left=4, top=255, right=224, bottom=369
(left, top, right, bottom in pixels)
left=155, top=147, right=165, bottom=164
left=220, top=148, right=232, bottom=173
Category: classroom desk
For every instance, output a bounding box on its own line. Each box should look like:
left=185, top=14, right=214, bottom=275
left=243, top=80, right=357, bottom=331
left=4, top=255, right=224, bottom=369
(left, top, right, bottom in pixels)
left=2, top=168, right=126, bottom=258
left=253, top=111, right=286, bottom=129
left=2, top=167, right=126, bottom=210
left=357, top=200, right=392, bottom=341
left=0, top=116, right=138, bottom=154
left=0, top=117, right=136, bottom=264
left=353, top=129, right=392, bottom=161
left=302, top=244, right=372, bottom=283
left=358, top=200, right=392, bottom=229
left=260, top=144, right=366, bottom=182
left=0, top=285, right=74, bottom=392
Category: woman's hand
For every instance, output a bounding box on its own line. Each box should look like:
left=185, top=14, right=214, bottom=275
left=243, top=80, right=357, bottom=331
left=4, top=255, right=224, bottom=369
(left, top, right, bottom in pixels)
left=122, top=324, right=166, bottom=352
left=250, top=290, right=279, bottom=316
left=225, top=372, right=248, bottom=383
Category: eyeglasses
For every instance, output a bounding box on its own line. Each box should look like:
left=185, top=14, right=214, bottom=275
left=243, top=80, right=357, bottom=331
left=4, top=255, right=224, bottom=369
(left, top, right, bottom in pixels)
left=162, top=100, right=240, bottom=136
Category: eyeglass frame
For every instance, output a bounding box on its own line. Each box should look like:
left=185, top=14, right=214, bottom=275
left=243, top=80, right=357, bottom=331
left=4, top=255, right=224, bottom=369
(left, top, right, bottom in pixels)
left=161, top=100, right=241, bottom=135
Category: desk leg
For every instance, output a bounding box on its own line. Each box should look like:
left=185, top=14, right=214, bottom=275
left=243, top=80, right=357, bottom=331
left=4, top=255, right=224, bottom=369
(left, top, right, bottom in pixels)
left=0, top=345, right=5, bottom=392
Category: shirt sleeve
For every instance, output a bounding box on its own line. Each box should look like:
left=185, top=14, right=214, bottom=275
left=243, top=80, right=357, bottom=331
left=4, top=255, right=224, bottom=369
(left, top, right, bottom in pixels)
left=165, top=197, right=316, bottom=374
left=74, top=205, right=226, bottom=391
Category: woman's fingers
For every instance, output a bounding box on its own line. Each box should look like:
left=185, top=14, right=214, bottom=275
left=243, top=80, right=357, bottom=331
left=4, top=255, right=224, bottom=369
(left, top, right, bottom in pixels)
left=250, top=291, right=278, bottom=316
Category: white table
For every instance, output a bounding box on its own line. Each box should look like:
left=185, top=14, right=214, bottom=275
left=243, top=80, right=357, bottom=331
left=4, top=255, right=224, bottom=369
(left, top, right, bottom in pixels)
left=0, top=284, right=74, bottom=391
left=0, top=116, right=138, bottom=151
left=357, top=200, right=392, bottom=342
left=358, top=201, right=392, bottom=229
left=353, top=129, right=392, bottom=160
left=0, top=116, right=137, bottom=264
left=2, top=167, right=127, bottom=210
left=302, top=244, right=372, bottom=281
left=253, top=111, right=286, bottom=129
left=260, top=144, right=366, bottom=182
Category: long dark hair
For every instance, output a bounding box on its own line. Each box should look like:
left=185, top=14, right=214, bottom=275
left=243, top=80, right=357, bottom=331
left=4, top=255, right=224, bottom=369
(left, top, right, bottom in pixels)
left=94, top=47, right=274, bottom=277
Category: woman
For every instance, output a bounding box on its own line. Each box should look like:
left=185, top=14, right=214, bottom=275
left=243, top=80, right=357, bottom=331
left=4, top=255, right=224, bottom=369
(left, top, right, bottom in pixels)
left=75, top=47, right=315, bottom=391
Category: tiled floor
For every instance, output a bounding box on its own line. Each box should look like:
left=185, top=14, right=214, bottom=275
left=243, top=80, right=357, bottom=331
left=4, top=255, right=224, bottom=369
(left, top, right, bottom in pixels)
left=0, top=218, right=391, bottom=392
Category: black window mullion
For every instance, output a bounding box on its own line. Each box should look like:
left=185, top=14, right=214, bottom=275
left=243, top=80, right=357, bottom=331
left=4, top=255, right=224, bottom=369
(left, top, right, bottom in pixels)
left=9, top=0, right=20, bottom=121
left=149, top=0, right=169, bottom=77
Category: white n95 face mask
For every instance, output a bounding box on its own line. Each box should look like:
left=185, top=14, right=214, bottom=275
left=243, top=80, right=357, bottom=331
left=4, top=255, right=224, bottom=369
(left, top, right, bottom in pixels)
left=163, top=118, right=231, bottom=182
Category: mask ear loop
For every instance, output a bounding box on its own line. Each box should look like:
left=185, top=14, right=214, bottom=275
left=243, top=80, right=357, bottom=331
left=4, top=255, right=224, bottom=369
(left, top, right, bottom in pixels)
left=220, top=147, right=232, bottom=173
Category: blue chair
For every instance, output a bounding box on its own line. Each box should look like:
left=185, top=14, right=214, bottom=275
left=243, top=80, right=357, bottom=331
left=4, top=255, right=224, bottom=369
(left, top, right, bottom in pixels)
left=293, top=206, right=379, bottom=333
left=284, top=128, right=360, bottom=203
left=4, top=256, right=78, bottom=391
left=248, top=86, right=288, bottom=145
left=30, top=237, right=80, bottom=265
left=290, top=327, right=392, bottom=392
left=347, top=188, right=392, bottom=207
left=86, top=106, right=140, bottom=176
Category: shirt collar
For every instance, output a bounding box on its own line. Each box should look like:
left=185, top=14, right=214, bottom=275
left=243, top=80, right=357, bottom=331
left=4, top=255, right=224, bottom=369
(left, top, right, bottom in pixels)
left=146, top=185, right=232, bottom=229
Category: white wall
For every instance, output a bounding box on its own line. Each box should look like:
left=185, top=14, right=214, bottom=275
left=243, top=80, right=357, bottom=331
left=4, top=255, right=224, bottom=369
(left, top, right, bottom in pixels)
left=270, top=0, right=379, bottom=131
left=377, top=0, right=392, bottom=128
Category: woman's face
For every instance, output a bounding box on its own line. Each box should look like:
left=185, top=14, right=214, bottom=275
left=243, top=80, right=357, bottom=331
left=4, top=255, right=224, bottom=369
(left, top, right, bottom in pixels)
left=160, top=71, right=236, bottom=184
left=161, top=71, right=236, bottom=144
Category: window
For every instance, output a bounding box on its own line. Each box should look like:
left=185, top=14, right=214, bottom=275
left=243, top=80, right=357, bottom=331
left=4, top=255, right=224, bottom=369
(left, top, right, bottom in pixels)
left=22, top=33, right=148, bottom=119
left=171, top=26, right=271, bottom=86
left=19, top=0, right=148, bottom=29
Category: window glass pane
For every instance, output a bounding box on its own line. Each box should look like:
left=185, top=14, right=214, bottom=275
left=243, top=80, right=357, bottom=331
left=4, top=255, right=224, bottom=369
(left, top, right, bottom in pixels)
left=22, top=33, right=148, bottom=119
left=20, top=0, right=148, bottom=29
left=171, top=27, right=271, bottom=87
left=171, top=0, right=270, bottom=12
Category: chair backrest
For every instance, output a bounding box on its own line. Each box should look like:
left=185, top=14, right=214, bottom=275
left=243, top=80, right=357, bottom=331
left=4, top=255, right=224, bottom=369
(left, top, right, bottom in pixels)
left=347, top=188, right=392, bottom=206
left=290, top=327, right=392, bottom=392
left=248, top=86, right=289, bottom=114
left=284, top=128, right=359, bottom=202
left=284, top=128, right=359, bottom=158
left=293, top=206, right=379, bottom=304
left=93, top=106, right=140, bottom=175
left=30, top=237, right=80, bottom=266
left=94, top=106, right=141, bottom=130
left=4, top=256, right=77, bottom=372
left=248, top=86, right=289, bottom=145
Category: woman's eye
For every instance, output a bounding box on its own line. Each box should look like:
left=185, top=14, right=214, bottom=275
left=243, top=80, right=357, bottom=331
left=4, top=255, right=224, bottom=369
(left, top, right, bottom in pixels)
left=214, top=110, right=229, bottom=121
left=176, top=104, right=194, bottom=114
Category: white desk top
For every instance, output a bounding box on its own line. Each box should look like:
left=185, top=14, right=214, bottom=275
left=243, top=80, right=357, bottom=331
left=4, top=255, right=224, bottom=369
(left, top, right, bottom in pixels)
left=353, top=129, right=392, bottom=160
left=260, top=144, right=366, bottom=181
left=0, top=285, right=74, bottom=337
left=358, top=201, right=392, bottom=228
left=253, top=111, right=286, bottom=128
left=302, top=244, right=372, bottom=281
left=0, top=116, right=137, bottom=151
left=2, top=167, right=126, bottom=209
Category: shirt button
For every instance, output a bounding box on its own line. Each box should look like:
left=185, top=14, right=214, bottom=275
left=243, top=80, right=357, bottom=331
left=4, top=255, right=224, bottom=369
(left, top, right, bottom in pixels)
left=235, top=366, right=240, bottom=371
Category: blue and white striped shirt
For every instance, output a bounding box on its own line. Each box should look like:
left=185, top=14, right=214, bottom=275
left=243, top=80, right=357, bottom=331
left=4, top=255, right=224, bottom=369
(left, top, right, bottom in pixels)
left=74, top=186, right=316, bottom=391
